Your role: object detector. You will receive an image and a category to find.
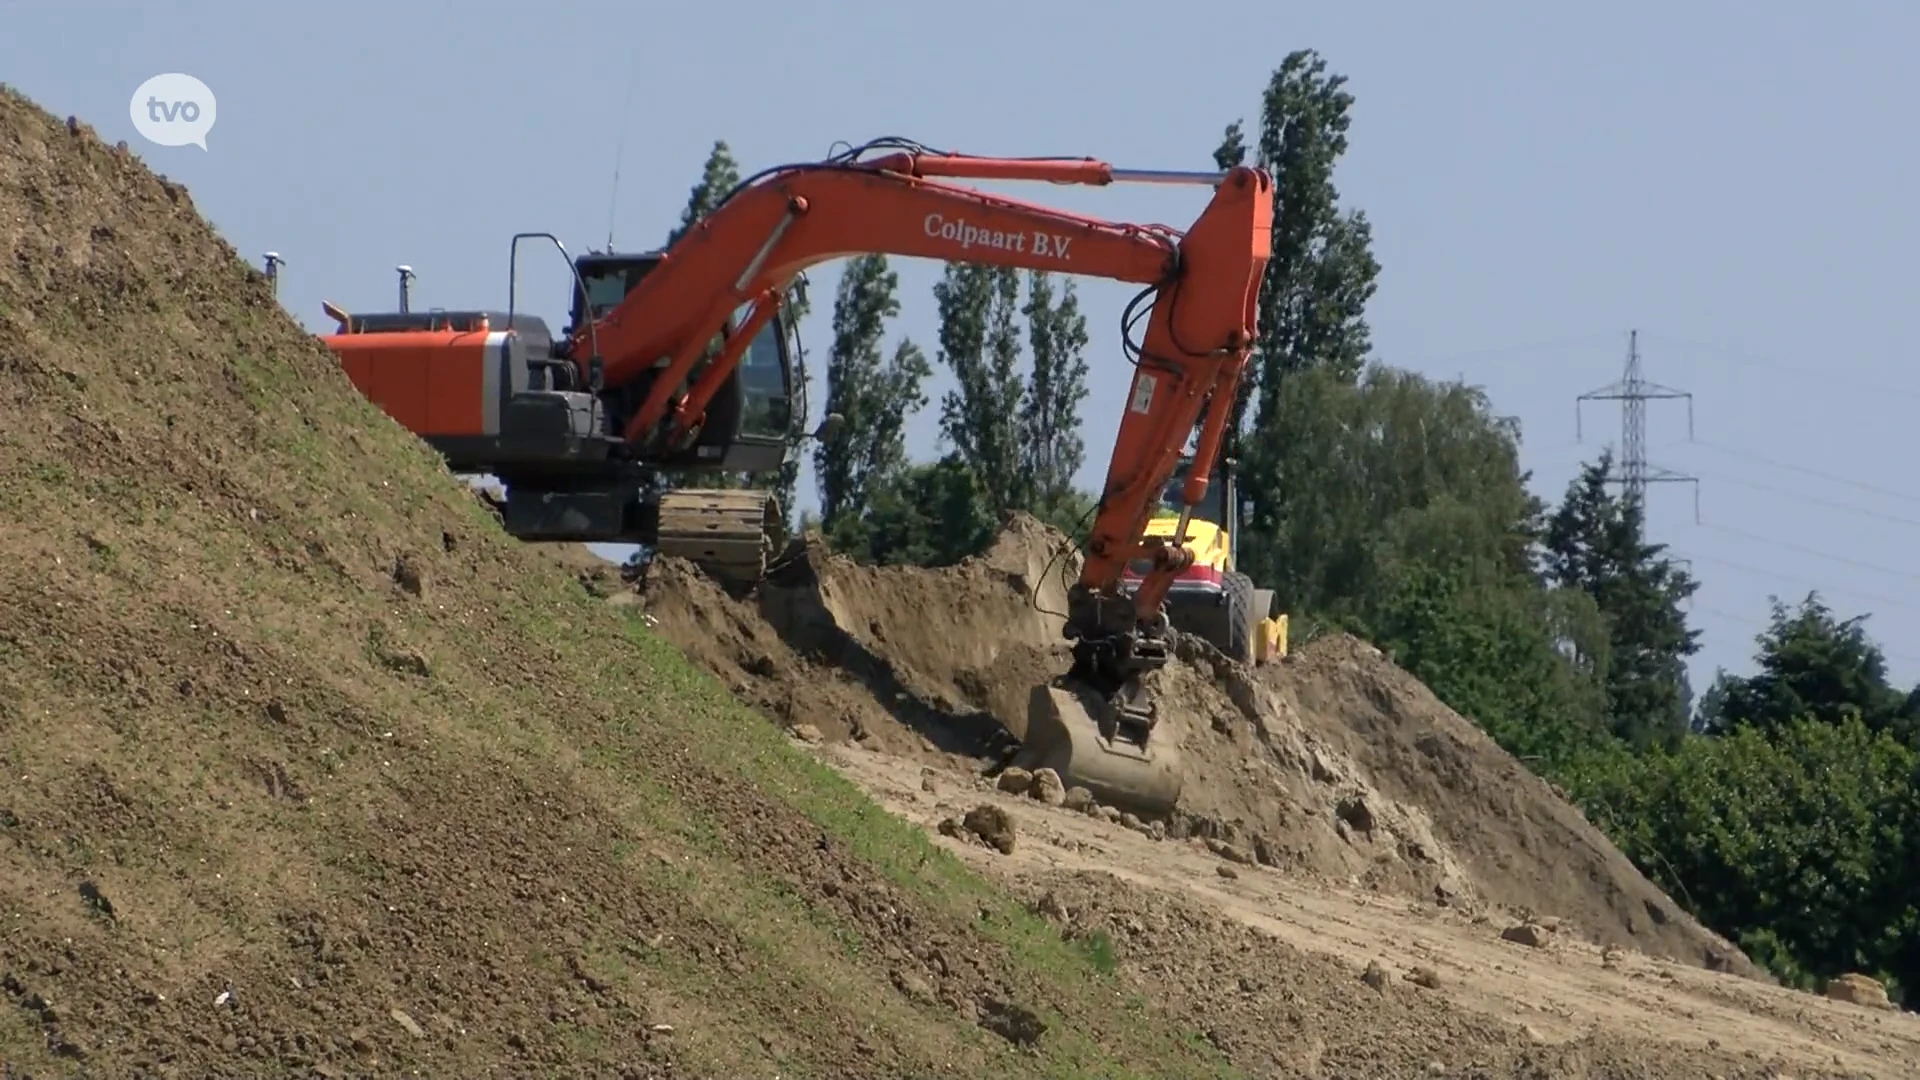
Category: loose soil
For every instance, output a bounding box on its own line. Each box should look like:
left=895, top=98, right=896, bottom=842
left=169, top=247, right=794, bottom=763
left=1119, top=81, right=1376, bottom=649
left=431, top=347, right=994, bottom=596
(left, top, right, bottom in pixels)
left=619, top=515, right=1920, bottom=1076
left=629, top=524, right=1753, bottom=971
left=0, top=87, right=1232, bottom=1078
left=4, top=79, right=1912, bottom=1079
left=833, top=743, right=1920, bottom=1079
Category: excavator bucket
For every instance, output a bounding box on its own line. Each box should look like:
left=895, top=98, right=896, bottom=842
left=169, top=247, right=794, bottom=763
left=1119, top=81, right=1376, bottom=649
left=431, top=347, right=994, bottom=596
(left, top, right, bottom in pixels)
left=1018, top=681, right=1183, bottom=818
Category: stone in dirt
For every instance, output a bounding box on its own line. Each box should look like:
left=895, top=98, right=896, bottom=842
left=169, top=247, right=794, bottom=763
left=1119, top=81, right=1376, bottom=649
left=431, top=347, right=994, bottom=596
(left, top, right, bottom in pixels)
left=963, top=805, right=1017, bottom=855
left=1824, top=973, right=1894, bottom=1009
left=1206, top=838, right=1255, bottom=865
left=1028, top=767, right=1066, bottom=806
left=976, top=995, right=1047, bottom=1047
left=1403, top=966, right=1441, bottom=989
left=1502, top=923, right=1553, bottom=949
left=996, top=767, right=1034, bottom=795
left=1361, top=959, right=1390, bottom=992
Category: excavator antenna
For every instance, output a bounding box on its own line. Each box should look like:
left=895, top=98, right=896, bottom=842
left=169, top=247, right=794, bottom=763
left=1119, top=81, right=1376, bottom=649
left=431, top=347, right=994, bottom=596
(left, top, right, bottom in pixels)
left=603, top=43, right=642, bottom=251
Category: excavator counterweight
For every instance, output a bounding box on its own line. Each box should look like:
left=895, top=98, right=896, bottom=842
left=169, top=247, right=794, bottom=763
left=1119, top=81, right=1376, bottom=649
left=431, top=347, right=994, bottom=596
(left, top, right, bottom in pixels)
left=313, top=138, right=1272, bottom=818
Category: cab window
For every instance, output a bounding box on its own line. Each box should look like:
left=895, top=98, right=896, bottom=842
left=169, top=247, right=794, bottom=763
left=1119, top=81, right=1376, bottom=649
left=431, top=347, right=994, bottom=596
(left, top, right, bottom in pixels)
left=569, top=265, right=641, bottom=334
left=581, top=272, right=628, bottom=320
left=1155, top=465, right=1226, bottom=525
left=735, top=305, right=790, bottom=440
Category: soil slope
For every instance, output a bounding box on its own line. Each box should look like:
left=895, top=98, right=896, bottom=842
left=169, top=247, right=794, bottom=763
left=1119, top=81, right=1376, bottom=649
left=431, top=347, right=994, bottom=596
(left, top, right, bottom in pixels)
left=0, top=88, right=1244, bottom=1078
left=630, top=519, right=1753, bottom=974
left=3, top=82, right=1894, bottom=1080
left=620, top=527, right=1920, bottom=1075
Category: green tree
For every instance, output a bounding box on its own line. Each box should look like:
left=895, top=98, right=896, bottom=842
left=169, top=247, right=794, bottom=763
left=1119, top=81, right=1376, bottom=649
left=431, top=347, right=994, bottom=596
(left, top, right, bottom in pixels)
left=930, top=263, right=1023, bottom=522
left=1017, top=270, right=1091, bottom=521
left=1369, top=554, right=1612, bottom=770
left=1221, top=365, right=1620, bottom=772
left=1212, top=50, right=1383, bottom=596
left=1542, top=453, right=1702, bottom=749
left=1697, top=592, right=1920, bottom=743
left=1212, top=50, right=1380, bottom=406
left=813, top=254, right=929, bottom=546
left=1587, top=715, right=1920, bottom=999
left=855, top=456, right=999, bottom=568
left=1244, top=367, right=1541, bottom=615
left=668, top=139, right=740, bottom=246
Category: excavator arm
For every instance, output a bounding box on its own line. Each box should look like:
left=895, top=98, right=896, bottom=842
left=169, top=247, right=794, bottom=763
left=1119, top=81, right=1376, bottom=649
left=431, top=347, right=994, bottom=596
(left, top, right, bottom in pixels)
left=582, top=141, right=1267, bottom=589
left=576, top=140, right=1272, bottom=815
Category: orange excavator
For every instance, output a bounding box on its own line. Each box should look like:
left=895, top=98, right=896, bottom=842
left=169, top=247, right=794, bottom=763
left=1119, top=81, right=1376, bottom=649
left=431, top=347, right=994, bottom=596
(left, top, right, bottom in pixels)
left=315, top=137, right=1272, bottom=816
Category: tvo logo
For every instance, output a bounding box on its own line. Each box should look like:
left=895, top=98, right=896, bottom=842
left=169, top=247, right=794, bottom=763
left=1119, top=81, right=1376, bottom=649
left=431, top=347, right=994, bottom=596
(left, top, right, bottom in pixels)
left=129, top=73, right=217, bottom=150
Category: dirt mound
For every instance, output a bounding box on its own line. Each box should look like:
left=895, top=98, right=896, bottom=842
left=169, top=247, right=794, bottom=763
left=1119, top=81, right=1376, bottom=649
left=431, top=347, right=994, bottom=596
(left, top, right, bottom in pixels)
left=1260, top=635, right=1758, bottom=971
left=634, top=513, right=1755, bottom=978
left=642, top=520, right=1079, bottom=766
left=0, top=88, right=1349, bottom=1078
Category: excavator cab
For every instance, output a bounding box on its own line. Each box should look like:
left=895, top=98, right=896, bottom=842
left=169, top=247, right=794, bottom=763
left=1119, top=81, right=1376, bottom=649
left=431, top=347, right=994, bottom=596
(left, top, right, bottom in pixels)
left=568, top=251, right=799, bottom=475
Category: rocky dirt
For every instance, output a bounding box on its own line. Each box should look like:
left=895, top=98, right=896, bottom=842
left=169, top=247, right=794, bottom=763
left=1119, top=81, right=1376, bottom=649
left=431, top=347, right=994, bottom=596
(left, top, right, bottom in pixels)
left=834, top=743, right=1920, bottom=1079
left=3, top=76, right=1912, bottom=1079
left=0, top=86, right=1251, bottom=1079
left=616, top=521, right=1920, bottom=1076
left=629, top=524, right=1753, bottom=971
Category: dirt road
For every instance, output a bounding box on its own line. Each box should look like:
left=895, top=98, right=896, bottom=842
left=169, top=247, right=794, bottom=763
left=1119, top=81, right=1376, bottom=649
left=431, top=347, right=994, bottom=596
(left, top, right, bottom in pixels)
left=822, top=741, right=1920, bottom=1079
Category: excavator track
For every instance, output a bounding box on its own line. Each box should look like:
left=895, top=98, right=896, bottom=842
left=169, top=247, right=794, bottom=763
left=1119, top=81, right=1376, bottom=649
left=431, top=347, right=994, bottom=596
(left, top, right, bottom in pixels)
left=653, top=487, right=781, bottom=591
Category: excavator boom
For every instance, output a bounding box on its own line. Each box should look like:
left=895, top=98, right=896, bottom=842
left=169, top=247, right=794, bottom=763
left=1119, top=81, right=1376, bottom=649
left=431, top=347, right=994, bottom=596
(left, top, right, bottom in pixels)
left=574, top=140, right=1270, bottom=816
left=584, top=153, right=1200, bottom=451
left=320, top=137, right=1272, bottom=817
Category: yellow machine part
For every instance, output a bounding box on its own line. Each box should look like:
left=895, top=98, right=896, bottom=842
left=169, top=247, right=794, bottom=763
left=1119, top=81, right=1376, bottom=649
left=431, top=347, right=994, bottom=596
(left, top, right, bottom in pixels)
left=1140, top=515, right=1231, bottom=571
left=1255, top=613, right=1288, bottom=664
left=1135, top=513, right=1290, bottom=666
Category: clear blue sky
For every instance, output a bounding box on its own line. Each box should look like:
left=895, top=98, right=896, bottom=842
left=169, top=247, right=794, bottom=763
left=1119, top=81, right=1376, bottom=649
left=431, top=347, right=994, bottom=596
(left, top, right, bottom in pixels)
left=10, top=1, right=1918, bottom=697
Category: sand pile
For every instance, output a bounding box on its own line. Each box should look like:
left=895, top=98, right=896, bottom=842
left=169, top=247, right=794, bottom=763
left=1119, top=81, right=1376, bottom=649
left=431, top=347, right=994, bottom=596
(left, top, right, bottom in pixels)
left=0, top=87, right=1336, bottom=1078
left=633, top=514, right=1756, bottom=975
left=641, top=518, right=1078, bottom=766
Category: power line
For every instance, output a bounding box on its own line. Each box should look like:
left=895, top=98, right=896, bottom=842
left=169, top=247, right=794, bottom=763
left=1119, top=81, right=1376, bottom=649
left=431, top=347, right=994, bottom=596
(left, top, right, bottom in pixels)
left=1575, top=328, right=1700, bottom=514
left=1687, top=601, right=1920, bottom=670
left=1696, top=522, right=1920, bottom=584
left=1686, top=437, right=1920, bottom=508
left=1637, top=332, right=1920, bottom=405
left=1678, top=549, right=1920, bottom=617
left=1685, top=467, right=1920, bottom=531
